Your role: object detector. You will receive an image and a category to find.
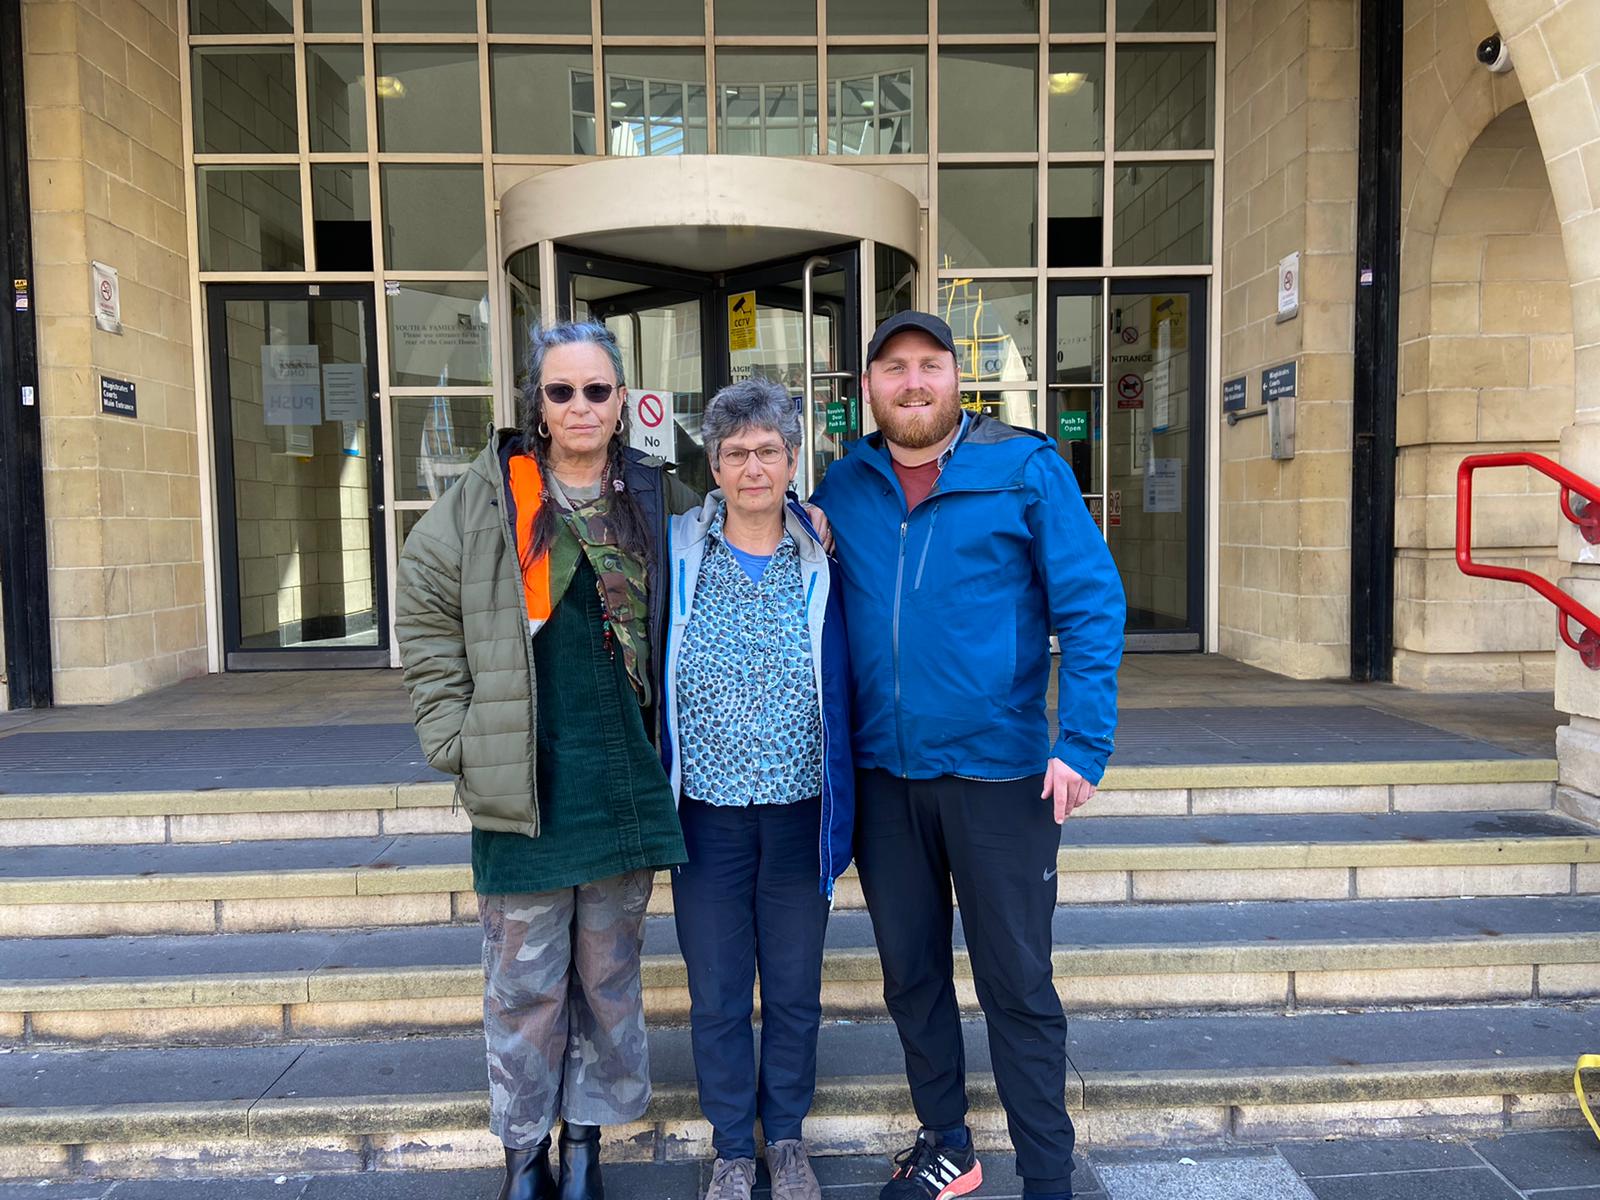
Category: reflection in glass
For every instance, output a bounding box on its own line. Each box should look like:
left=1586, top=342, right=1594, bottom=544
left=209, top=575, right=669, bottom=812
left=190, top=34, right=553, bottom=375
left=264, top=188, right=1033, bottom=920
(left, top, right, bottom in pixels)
left=716, top=0, right=814, bottom=35
left=490, top=0, right=591, bottom=33
left=607, top=52, right=708, bottom=156
left=493, top=48, right=596, bottom=154
left=1113, top=163, right=1211, bottom=265
left=717, top=52, right=818, bottom=157
left=1119, top=0, right=1215, bottom=31
left=1050, top=0, right=1105, bottom=32
left=190, top=0, right=292, bottom=34
left=306, top=0, right=362, bottom=31
left=199, top=168, right=304, bottom=271
left=1048, top=48, right=1104, bottom=152
left=382, top=166, right=486, bottom=270
left=375, top=0, right=477, bottom=31
left=876, top=245, right=917, bottom=323
left=1052, top=292, right=1103, bottom=384
left=1045, top=385, right=1102, bottom=498
left=829, top=50, right=925, bottom=156
left=376, top=47, right=481, bottom=153
left=388, top=283, right=493, bottom=388
left=938, top=49, right=1036, bottom=154
left=396, top=395, right=494, bottom=501
left=827, top=0, right=925, bottom=35
left=1115, top=45, right=1214, bottom=151
left=959, top=389, right=1036, bottom=430
left=506, top=246, right=541, bottom=400
left=398, top=508, right=425, bottom=550
left=307, top=46, right=367, bottom=153
left=939, top=167, right=1036, bottom=269
left=192, top=49, right=298, bottom=155
left=312, top=166, right=373, bottom=272
left=940, top=279, right=1034, bottom=385
left=602, top=0, right=703, bottom=36
left=1047, top=166, right=1103, bottom=267
left=940, top=0, right=1036, bottom=34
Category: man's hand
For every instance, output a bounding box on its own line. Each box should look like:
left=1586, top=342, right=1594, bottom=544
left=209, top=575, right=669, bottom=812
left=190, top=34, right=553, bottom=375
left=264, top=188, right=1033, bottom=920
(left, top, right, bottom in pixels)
left=1042, top=758, right=1094, bottom=824
left=802, top=503, right=836, bottom=553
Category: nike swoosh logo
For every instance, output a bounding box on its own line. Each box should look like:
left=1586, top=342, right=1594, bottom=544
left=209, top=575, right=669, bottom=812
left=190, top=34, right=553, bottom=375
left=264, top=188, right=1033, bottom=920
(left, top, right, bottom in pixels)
left=1043, top=867, right=1058, bottom=881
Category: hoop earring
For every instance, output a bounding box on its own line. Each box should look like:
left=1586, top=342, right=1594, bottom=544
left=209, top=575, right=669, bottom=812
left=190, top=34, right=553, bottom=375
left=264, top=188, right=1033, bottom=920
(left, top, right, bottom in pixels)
left=614, top=417, right=624, bottom=435
left=537, top=421, right=549, bottom=438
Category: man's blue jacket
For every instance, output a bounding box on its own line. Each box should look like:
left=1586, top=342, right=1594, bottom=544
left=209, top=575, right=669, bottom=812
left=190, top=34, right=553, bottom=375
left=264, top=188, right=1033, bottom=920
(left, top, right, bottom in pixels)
left=811, top=413, right=1125, bottom=785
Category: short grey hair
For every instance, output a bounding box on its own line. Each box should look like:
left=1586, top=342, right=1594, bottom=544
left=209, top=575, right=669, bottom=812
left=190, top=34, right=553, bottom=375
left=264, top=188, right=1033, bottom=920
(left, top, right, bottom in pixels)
left=702, top=377, right=802, bottom=466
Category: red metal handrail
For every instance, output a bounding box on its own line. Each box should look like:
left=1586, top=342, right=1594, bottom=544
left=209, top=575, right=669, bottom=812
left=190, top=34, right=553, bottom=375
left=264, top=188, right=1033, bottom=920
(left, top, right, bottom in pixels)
left=1456, top=451, right=1600, bottom=667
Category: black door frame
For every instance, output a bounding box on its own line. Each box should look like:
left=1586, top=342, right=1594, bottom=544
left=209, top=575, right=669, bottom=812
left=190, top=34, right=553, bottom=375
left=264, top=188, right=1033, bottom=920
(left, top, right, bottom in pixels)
left=1045, top=277, right=1209, bottom=651
left=206, top=283, right=389, bottom=670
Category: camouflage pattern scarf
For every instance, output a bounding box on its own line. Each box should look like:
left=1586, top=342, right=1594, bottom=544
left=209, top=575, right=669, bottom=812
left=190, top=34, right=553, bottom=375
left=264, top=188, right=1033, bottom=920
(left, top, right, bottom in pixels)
left=558, top=488, right=652, bottom=706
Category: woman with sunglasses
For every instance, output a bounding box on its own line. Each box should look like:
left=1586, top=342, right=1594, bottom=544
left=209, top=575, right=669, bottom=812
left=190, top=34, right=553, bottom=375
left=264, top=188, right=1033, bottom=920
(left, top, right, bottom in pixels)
left=396, top=320, right=698, bottom=1200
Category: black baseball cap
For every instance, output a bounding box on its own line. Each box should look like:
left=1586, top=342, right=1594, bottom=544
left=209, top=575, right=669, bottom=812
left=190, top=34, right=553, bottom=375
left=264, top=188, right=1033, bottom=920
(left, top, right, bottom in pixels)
left=865, top=310, right=958, bottom=368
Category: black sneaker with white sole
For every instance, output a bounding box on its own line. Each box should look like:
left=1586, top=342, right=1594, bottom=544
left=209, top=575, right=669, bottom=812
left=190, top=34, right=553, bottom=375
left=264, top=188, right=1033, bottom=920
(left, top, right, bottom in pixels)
left=879, top=1129, right=983, bottom=1200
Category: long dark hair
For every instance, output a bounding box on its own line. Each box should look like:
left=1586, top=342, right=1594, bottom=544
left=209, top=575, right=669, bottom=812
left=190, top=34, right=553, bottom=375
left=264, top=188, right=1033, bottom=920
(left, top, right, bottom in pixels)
left=520, top=320, right=652, bottom=564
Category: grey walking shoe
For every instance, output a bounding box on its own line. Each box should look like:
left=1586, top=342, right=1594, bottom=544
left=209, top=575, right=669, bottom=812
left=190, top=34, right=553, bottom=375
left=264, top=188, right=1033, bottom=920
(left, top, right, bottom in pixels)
left=705, top=1156, right=757, bottom=1200
left=765, top=1139, right=822, bottom=1200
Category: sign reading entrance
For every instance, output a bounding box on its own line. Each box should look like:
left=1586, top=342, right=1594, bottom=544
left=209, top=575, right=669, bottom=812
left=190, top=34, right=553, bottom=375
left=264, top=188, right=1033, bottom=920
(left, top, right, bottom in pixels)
left=100, top=375, right=136, bottom=418
left=1263, top=361, right=1298, bottom=402
left=629, top=390, right=675, bottom=458
left=727, top=291, right=758, bottom=352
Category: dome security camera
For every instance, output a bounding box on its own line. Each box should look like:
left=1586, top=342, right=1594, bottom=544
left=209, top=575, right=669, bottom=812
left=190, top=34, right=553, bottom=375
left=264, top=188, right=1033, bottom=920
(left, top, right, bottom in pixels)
left=1477, top=33, right=1512, bottom=73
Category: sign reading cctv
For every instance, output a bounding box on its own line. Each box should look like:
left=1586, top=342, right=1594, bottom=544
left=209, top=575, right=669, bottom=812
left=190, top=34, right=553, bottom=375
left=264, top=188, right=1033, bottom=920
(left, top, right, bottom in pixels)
left=263, top=344, right=323, bottom=426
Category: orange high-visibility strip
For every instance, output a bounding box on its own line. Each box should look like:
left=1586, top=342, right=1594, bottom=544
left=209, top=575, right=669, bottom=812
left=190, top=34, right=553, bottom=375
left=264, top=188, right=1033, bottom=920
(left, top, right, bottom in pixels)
left=508, top=454, right=553, bottom=625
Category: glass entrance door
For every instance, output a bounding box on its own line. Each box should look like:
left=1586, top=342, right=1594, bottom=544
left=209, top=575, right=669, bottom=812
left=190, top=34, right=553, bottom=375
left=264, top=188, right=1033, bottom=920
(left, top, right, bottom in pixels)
left=207, top=284, right=388, bottom=668
left=1047, top=279, right=1206, bottom=649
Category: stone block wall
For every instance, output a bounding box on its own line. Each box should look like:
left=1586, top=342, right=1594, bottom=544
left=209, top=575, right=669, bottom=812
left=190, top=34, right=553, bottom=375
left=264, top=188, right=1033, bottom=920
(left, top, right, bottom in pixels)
left=22, top=0, right=206, bottom=703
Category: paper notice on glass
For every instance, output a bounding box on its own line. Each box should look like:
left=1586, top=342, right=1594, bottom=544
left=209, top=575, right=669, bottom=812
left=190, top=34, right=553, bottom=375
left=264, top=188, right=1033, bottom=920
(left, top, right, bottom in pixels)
left=263, top=344, right=323, bottom=425
left=321, top=362, right=366, bottom=421
left=1144, top=457, right=1182, bottom=513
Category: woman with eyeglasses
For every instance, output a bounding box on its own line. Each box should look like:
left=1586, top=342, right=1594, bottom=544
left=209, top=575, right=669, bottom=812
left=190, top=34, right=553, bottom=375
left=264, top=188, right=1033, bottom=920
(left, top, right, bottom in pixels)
left=663, top=378, right=855, bottom=1200
left=396, top=320, right=698, bottom=1200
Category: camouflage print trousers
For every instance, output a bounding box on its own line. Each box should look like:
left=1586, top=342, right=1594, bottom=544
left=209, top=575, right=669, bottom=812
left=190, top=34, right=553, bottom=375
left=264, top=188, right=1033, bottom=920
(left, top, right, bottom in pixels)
left=478, top=869, right=655, bottom=1149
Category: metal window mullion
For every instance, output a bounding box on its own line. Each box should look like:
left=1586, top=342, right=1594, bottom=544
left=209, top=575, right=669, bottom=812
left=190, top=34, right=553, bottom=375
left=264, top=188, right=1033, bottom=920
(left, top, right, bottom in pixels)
left=478, top=0, right=511, bottom=431
left=592, top=0, right=607, bottom=154
left=486, top=33, right=593, bottom=45
left=1115, top=31, right=1217, bottom=43
left=294, top=1, right=315, bottom=270
left=196, top=270, right=379, bottom=282
left=927, top=0, right=938, bottom=274
left=704, top=0, right=717, bottom=153
left=1102, top=0, right=1116, bottom=270
left=1206, top=0, right=1227, bottom=653
left=1099, top=274, right=1110, bottom=543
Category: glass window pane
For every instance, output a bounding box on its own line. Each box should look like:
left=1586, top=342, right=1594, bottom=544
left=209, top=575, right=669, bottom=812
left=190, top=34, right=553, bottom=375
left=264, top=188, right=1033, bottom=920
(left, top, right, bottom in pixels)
left=312, top=166, right=372, bottom=272
left=307, top=46, right=367, bottom=153
left=376, top=47, right=482, bottom=153
left=398, top=509, right=426, bottom=551
left=306, top=0, right=363, bottom=31
left=1052, top=292, right=1103, bottom=384
left=938, top=49, right=1035, bottom=154
left=826, top=0, right=925, bottom=34
left=828, top=49, right=926, bottom=155
left=199, top=168, right=304, bottom=271
left=1119, top=0, right=1215, bottom=32
left=494, top=49, right=596, bottom=154
left=1048, top=48, right=1104, bottom=151
left=940, top=0, right=1036, bottom=34
left=397, top=395, right=494, bottom=501
left=1113, top=162, right=1211, bottom=265
left=940, top=167, right=1035, bottom=268
left=1050, top=0, right=1105, bottom=32
left=876, top=245, right=918, bottom=322
left=506, top=247, right=542, bottom=399
left=716, top=0, right=815, bottom=35
left=381, top=166, right=486, bottom=270
left=602, top=0, right=704, bottom=36
left=1115, top=44, right=1214, bottom=151
left=1045, top=385, right=1102, bottom=496
left=389, top=283, right=493, bottom=387
left=375, top=0, right=477, bottom=31
left=941, top=279, right=1034, bottom=384
left=607, top=52, right=708, bottom=156
left=958, top=389, right=1037, bottom=430
left=1047, top=166, right=1103, bottom=267
left=192, top=49, right=298, bottom=155
left=190, top=0, right=292, bottom=34
left=717, top=52, right=819, bottom=157
left=490, top=0, right=592, bottom=33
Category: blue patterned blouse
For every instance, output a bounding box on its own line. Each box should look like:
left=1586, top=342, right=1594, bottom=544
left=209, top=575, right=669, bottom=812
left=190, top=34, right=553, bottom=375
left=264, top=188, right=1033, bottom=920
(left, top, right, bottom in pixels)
left=676, top=508, right=824, bottom=807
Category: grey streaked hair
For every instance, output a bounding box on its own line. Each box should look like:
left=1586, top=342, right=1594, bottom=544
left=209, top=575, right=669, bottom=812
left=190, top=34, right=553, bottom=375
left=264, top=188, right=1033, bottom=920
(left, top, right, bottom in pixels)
left=702, top=377, right=802, bottom=466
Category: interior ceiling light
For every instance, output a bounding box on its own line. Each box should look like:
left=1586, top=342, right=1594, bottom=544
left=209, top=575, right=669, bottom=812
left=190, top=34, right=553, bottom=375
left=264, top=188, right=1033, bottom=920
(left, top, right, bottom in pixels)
left=610, top=99, right=627, bottom=108
left=1049, top=71, right=1087, bottom=95
left=375, top=76, right=406, bottom=99
left=861, top=99, right=875, bottom=108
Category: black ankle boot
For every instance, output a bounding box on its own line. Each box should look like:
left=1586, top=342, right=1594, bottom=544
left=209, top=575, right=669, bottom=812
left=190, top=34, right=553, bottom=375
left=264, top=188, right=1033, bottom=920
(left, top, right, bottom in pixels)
left=498, top=1136, right=558, bottom=1200
left=558, top=1122, right=604, bottom=1200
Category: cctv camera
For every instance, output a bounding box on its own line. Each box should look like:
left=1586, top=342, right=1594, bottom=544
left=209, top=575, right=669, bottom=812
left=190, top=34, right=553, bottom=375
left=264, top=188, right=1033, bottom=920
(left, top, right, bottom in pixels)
left=1477, top=33, right=1512, bottom=74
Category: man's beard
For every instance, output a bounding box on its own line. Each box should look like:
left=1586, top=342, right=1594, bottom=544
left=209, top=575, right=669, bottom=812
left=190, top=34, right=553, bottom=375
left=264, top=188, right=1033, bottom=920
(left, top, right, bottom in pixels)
left=871, top=387, right=963, bottom=450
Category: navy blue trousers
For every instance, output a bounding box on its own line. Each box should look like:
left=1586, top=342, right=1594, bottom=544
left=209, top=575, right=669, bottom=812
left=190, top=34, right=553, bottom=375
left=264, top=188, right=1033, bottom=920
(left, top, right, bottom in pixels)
left=672, top=796, right=830, bottom=1161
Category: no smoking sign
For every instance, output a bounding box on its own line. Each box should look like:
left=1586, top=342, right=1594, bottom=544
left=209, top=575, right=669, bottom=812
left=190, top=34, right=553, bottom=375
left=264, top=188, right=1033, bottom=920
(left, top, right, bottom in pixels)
left=628, top=390, right=675, bottom=459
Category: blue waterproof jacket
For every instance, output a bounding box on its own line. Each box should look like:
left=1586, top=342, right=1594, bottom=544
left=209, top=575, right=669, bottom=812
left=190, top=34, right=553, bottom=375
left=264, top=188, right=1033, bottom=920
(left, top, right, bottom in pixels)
left=662, top=493, right=856, bottom=895
left=811, top=414, right=1124, bottom=785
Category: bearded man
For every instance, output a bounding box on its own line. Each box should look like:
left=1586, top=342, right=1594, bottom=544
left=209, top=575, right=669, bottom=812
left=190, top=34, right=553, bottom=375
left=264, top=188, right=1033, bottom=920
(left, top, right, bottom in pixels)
left=809, top=311, right=1124, bottom=1200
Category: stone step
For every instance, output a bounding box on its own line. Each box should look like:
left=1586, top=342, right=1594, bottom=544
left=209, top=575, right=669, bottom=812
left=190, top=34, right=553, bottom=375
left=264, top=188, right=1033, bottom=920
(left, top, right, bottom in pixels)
left=1, top=809, right=1595, bottom=937
left=0, top=759, right=1560, bottom=847
left=3, top=1004, right=1595, bottom=1181
left=6, top=896, right=1600, bottom=1045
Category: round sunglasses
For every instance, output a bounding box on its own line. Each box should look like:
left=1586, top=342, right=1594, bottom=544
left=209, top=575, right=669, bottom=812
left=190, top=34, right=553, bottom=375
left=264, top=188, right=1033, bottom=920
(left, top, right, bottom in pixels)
left=541, top=382, right=617, bottom=405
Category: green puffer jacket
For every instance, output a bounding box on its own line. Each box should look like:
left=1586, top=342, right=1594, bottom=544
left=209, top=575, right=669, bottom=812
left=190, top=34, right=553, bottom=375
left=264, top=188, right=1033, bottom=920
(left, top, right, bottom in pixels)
left=395, top=430, right=698, bottom=836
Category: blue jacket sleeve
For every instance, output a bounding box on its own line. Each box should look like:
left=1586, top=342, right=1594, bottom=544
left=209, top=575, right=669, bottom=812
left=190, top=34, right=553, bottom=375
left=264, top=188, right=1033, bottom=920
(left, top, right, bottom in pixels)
left=1023, top=451, right=1125, bottom=785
